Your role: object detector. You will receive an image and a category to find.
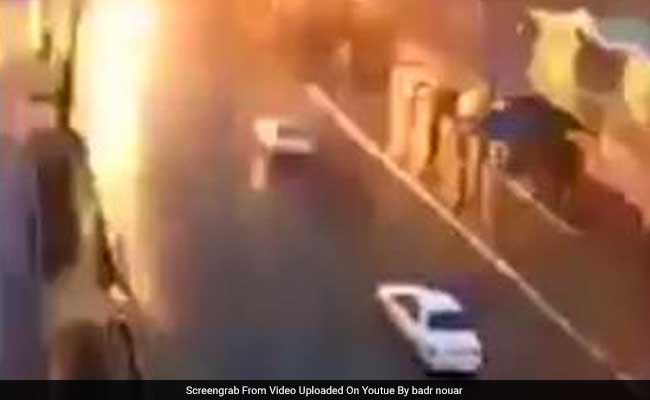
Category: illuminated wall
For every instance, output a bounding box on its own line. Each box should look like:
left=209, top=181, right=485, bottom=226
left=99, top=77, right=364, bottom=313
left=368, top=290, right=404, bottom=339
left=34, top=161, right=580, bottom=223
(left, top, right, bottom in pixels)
left=71, top=0, right=156, bottom=308
left=0, top=0, right=56, bottom=141
left=527, top=8, right=650, bottom=227
left=393, top=0, right=486, bottom=91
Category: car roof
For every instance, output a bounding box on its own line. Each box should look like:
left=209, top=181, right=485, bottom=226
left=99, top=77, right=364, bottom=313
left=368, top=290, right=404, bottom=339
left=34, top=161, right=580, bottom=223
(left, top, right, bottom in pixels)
left=255, top=117, right=308, bottom=139
left=419, top=288, right=464, bottom=313
left=255, top=116, right=307, bottom=129
left=377, top=283, right=465, bottom=313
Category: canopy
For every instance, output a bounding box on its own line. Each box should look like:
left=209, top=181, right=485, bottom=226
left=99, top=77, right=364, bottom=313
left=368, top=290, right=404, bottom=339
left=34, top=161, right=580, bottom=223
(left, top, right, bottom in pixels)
left=483, top=96, right=582, bottom=142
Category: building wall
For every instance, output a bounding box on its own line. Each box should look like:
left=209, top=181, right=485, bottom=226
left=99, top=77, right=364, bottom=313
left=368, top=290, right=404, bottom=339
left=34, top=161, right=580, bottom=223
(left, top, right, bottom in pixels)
left=393, top=0, right=487, bottom=91
left=0, top=0, right=56, bottom=141
left=527, top=7, right=650, bottom=227
left=387, top=0, right=650, bottom=227
left=42, top=0, right=77, bottom=60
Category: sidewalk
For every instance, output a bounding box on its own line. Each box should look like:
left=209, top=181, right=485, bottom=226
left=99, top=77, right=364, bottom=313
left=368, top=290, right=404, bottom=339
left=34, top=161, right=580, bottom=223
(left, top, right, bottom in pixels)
left=330, top=84, right=650, bottom=379
left=1, top=4, right=141, bottom=375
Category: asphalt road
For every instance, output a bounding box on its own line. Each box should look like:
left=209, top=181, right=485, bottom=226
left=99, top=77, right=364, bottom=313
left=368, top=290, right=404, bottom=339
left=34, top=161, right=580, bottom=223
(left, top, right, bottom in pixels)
left=72, top=1, right=615, bottom=379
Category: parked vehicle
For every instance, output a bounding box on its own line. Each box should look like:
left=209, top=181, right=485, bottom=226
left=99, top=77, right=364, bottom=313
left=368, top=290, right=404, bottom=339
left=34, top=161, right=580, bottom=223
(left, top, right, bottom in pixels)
left=250, top=117, right=318, bottom=191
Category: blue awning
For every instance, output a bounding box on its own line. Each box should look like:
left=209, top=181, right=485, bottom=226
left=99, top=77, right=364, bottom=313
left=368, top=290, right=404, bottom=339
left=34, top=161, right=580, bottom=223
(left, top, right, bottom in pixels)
left=483, top=96, right=582, bottom=141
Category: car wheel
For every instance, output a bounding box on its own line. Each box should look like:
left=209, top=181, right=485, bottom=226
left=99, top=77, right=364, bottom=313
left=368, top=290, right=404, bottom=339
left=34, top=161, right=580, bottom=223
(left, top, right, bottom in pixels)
left=412, top=353, right=437, bottom=378
left=420, top=358, right=439, bottom=378
left=423, top=367, right=438, bottom=378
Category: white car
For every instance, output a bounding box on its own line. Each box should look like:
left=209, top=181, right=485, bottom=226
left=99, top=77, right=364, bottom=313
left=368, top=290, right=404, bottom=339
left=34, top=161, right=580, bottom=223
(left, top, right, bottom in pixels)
left=254, top=117, right=318, bottom=155
left=376, top=283, right=484, bottom=375
left=250, top=117, right=318, bottom=191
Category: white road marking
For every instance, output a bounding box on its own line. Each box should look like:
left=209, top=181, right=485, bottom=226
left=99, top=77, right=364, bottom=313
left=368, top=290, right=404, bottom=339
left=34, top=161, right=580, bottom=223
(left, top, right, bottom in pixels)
left=503, top=177, right=582, bottom=236
left=305, top=83, right=632, bottom=380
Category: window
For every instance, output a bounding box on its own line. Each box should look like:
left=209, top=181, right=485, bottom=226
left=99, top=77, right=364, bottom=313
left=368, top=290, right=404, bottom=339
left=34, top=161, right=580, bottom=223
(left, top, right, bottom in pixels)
left=395, top=295, right=419, bottom=321
left=426, top=311, right=474, bottom=331
left=278, top=126, right=306, bottom=140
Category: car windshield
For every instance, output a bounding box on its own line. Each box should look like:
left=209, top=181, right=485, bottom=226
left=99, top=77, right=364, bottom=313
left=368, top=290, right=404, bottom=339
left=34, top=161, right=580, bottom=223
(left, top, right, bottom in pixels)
left=426, top=311, right=474, bottom=331
left=278, top=126, right=306, bottom=140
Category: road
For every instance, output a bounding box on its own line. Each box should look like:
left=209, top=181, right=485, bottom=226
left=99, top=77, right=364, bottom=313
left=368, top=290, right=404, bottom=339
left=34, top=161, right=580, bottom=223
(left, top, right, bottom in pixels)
left=71, top=1, right=614, bottom=379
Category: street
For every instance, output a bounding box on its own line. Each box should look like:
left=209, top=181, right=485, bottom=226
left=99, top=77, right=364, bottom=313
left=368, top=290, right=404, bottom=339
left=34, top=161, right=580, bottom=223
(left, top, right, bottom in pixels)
left=4, top=0, right=646, bottom=381
left=66, top=1, right=615, bottom=379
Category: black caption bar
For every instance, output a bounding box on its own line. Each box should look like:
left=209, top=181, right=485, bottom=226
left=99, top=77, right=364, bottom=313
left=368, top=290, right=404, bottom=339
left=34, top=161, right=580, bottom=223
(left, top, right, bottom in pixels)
left=1, top=380, right=648, bottom=400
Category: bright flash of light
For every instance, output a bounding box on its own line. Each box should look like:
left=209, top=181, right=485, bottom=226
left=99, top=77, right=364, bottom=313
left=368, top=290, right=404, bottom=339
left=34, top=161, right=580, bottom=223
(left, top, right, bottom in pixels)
left=74, top=0, right=157, bottom=310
